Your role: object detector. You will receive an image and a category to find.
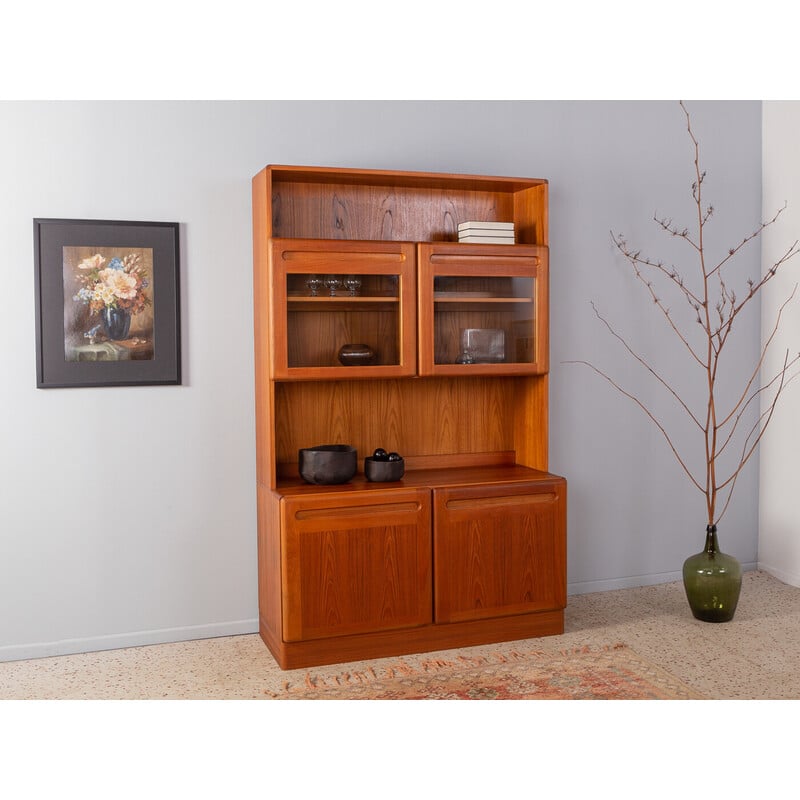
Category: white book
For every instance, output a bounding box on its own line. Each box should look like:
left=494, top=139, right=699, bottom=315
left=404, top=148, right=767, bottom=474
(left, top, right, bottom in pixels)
left=458, top=220, right=515, bottom=232
left=458, top=229, right=514, bottom=239
left=458, top=235, right=516, bottom=244
left=458, top=230, right=515, bottom=238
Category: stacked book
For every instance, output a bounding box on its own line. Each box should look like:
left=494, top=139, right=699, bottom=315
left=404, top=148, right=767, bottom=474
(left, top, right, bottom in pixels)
left=458, top=221, right=515, bottom=244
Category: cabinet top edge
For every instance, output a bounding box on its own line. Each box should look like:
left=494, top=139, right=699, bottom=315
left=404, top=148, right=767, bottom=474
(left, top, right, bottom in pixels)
left=273, top=465, right=565, bottom=497
left=256, top=164, right=548, bottom=192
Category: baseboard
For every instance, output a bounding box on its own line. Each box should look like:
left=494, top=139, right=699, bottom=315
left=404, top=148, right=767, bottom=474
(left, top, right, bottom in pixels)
left=567, top=562, right=759, bottom=596
left=0, top=619, right=259, bottom=664
left=1, top=560, right=766, bottom=662
left=757, top=562, right=800, bottom=588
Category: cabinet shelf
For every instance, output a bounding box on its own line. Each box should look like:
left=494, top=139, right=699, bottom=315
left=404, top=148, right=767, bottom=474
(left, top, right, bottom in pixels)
left=288, top=295, right=400, bottom=312
left=288, top=295, right=400, bottom=301
left=434, top=295, right=533, bottom=304
left=276, top=460, right=559, bottom=495
left=264, top=165, right=548, bottom=244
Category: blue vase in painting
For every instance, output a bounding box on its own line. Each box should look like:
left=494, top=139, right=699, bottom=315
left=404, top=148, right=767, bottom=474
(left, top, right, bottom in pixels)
left=101, top=305, right=131, bottom=340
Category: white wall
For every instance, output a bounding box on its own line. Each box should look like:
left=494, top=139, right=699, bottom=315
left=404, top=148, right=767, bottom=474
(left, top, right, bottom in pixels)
left=0, top=101, right=762, bottom=661
left=758, top=102, right=800, bottom=584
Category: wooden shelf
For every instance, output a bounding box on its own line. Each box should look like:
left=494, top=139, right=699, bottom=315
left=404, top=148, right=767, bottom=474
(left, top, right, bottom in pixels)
left=275, top=461, right=561, bottom=496
left=288, top=295, right=399, bottom=312
left=433, top=295, right=533, bottom=304
left=288, top=295, right=399, bottom=301
left=264, top=165, right=548, bottom=245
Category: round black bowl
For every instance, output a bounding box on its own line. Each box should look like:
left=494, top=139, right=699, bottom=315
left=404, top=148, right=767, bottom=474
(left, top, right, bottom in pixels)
left=338, top=343, right=376, bottom=366
left=364, top=456, right=405, bottom=482
left=299, top=445, right=357, bottom=485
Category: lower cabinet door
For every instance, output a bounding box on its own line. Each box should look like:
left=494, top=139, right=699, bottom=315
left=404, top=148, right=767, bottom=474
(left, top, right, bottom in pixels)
left=281, top=489, right=432, bottom=642
left=433, top=480, right=566, bottom=624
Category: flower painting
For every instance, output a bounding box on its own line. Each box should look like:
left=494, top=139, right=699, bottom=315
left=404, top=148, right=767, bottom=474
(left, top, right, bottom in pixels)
left=35, top=218, right=180, bottom=388
left=63, top=246, right=155, bottom=361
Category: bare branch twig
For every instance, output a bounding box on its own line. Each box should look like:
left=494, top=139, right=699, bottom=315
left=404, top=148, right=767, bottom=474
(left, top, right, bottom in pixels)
left=574, top=101, right=800, bottom=529
left=611, top=234, right=707, bottom=367
left=716, top=285, right=799, bottom=436
left=716, top=355, right=800, bottom=524
left=590, top=302, right=704, bottom=431
left=564, top=359, right=705, bottom=494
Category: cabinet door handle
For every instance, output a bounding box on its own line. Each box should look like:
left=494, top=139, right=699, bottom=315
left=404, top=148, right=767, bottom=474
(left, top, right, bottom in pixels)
left=444, top=492, right=556, bottom=511
left=429, top=253, right=540, bottom=268
left=294, top=501, right=422, bottom=521
left=281, top=249, right=406, bottom=264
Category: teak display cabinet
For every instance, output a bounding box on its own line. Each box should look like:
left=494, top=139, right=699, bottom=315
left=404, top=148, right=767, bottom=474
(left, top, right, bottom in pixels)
left=253, top=165, right=567, bottom=669
left=270, top=238, right=417, bottom=379
left=418, top=242, right=549, bottom=376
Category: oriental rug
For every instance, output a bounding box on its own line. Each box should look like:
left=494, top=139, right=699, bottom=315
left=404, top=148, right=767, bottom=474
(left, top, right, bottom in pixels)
left=266, top=643, right=704, bottom=700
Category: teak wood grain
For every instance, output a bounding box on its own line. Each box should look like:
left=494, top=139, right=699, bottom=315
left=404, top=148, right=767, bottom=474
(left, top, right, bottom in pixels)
left=280, top=488, right=431, bottom=642
left=433, top=479, right=567, bottom=624
left=269, top=238, right=417, bottom=379
left=253, top=165, right=564, bottom=669
left=417, top=242, right=550, bottom=377
left=264, top=165, right=548, bottom=244
left=273, top=378, right=522, bottom=472
left=260, top=608, right=564, bottom=670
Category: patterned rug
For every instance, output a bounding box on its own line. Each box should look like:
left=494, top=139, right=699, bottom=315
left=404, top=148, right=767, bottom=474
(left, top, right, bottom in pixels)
left=266, top=644, right=703, bottom=700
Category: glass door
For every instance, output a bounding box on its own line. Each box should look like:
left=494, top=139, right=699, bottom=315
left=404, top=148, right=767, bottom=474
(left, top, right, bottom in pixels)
left=270, top=239, right=417, bottom=379
left=417, top=243, right=548, bottom=376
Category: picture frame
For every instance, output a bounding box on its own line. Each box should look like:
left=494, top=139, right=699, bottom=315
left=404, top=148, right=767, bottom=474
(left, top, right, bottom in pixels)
left=33, top=218, right=181, bottom=388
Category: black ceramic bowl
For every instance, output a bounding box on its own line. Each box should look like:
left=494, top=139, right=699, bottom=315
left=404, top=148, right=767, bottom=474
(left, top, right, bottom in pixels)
left=364, top=456, right=405, bottom=482
left=299, top=445, right=357, bottom=485
left=338, top=343, right=376, bottom=366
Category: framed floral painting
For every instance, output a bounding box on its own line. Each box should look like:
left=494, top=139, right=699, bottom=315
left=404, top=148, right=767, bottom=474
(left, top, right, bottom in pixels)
left=34, top=219, right=181, bottom=388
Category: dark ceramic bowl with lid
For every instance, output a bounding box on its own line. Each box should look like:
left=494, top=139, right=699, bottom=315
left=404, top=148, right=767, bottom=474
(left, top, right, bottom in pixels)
left=299, top=444, right=357, bottom=485
left=364, top=455, right=405, bottom=482
left=337, top=343, right=376, bottom=366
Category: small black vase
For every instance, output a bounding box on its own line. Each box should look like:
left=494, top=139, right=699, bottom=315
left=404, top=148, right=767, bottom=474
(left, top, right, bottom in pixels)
left=101, top=306, right=131, bottom=340
left=682, top=525, right=742, bottom=622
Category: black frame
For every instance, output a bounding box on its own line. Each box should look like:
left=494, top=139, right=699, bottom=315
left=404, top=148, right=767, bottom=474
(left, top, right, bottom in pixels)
left=34, top=218, right=181, bottom=388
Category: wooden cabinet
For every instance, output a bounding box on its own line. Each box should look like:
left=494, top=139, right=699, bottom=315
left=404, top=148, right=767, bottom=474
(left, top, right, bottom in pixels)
left=418, top=242, right=549, bottom=376
left=433, top=479, right=566, bottom=624
left=269, top=238, right=417, bottom=379
left=253, top=165, right=567, bottom=669
left=280, top=488, right=431, bottom=641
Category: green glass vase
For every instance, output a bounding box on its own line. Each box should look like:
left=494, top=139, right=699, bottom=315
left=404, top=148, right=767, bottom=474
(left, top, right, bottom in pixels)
left=682, top=525, right=742, bottom=622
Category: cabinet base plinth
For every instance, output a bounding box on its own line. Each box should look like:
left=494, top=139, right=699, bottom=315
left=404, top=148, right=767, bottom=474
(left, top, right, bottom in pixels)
left=259, top=610, right=565, bottom=671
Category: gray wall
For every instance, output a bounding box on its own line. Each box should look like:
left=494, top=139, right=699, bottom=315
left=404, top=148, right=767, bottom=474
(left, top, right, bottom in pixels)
left=0, top=101, right=762, bottom=660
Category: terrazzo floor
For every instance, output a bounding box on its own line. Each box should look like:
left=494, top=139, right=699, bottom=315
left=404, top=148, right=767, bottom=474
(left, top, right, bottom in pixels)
left=2, top=570, right=799, bottom=700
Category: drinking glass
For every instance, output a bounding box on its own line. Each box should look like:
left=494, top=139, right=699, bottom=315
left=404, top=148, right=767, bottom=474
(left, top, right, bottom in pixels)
left=343, top=275, right=362, bottom=296
left=305, top=275, right=324, bottom=296
left=324, top=276, right=342, bottom=296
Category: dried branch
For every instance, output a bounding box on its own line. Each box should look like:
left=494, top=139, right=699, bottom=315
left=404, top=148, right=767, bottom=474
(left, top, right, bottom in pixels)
left=612, top=233, right=706, bottom=367
left=716, top=350, right=800, bottom=461
left=613, top=231, right=704, bottom=308
left=563, top=359, right=705, bottom=494
left=715, top=242, right=800, bottom=354
left=716, top=355, right=800, bottom=524
left=590, top=302, right=704, bottom=431
left=654, top=214, right=701, bottom=251
left=574, top=101, right=800, bottom=529
left=708, top=204, right=793, bottom=280
left=716, top=285, right=798, bottom=436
